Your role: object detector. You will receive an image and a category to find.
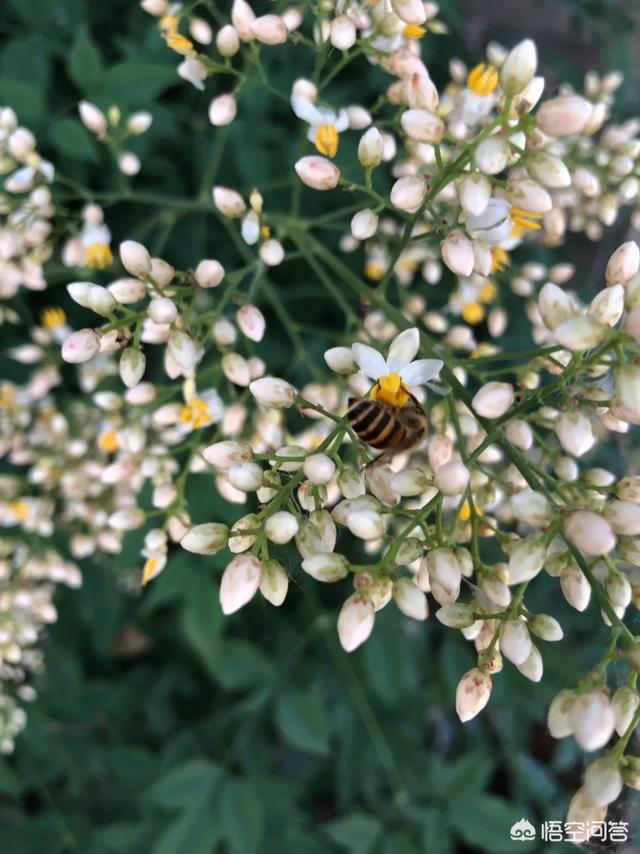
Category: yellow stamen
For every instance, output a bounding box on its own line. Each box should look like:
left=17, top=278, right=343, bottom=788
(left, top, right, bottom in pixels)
left=458, top=500, right=484, bottom=522
left=403, top=24, right=426, bottom=39
left=86, top=242, right=113, bottom=269
left=314, top=123, right=339, bottom=158
left=180, top=398, right=212, bottom=429
left=40, top=306, right=66, bottom=330
left=99, top=430, right=119, bottom=453
left=0, top=385, right=17, bottom=409
left=462, top=301, right=485, bottom=325
left=142, top=557, right=161, bottom=586
left=478, top=280, right=498, bottom=304
left=491, top=246, right=510, bottom=273
left=9, top=500, right=29, bottom=522
left=364, top=261, right=385, bottom=281
left=159, top=15, right=179, bottom=36
left=260, top=225, right=271, bottom=239
left=466, top=63, right=499, bottom=98
left=166, top=34, right=194, bottom=55
left=510, top=207, right=543, bottom=233
left=370, top=372, right=410, bottom=407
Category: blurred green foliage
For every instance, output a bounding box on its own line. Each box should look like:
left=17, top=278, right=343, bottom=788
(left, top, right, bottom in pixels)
left=0, top=0, right=639, bottom=851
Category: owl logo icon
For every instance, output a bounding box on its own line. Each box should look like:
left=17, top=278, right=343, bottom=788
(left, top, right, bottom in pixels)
left=510, top=818, right=536, bottom=841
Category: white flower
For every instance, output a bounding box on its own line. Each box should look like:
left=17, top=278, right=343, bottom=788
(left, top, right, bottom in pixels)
left=346, top=327, right=443, bottom=406
left=291, top=95, right=349, bottom=158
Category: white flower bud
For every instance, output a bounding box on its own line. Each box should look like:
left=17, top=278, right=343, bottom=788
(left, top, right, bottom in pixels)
left=472, top=382, right=514, bottom=419
left=605, top=240, right=639, bottom=285
left=565, top=511, right=616, bottom=556
left=231, top=0, right=255, bottom=41
left=526, top=151, right=571, bottom=188
left=78, top=101, right=107, bottom=137
left=324, top=346, right=357, bottom=374
left=537, top=282, right=574, bottom=330
left=554, top=315, right=606, bottom=351
left=625, top=305, right=640, bottom=343
left=583, top=758, right=623, bottom=806
left=249, top=376, right=296, bottom=408
left=338, top=469, right=365, bottom=499
left=148, top=297, right=177, bottom=325
left=547, top=689, right=576, bottom=737
left=259, top=559, right=288, bottom=606
left=474, top=136, right=510, bottom=175
left=181, top=522, right=229, bottom=554
left=303, top=453, right=336, bottom=484
left=302, top=552, right=348, bottom=583
left=108, top=277, right=146, bottom=304
left=212, top=186, right=246, bottom=218
left=61, top=329, right=100, bottom=363
left=536, top=95, right=592, bottom=137
left=500, top=618, right=532, bottom=666
left=295, top=155, right=340, bottom=190
left=390, top=468, right=429, bottom=497
left=426, top=548, right=461, bottom=604
left=588, top=284, right=624, bottom=328
left=615, top=364, right=640, bottom=424
left=400, top=109, right=444, bottom=144
left=337, top=594, right=375, bottom=652
left=108, top=507, right=145, bottom=531
left=391, top=0, right=426, bottom=25
left=456, top=668, right=492, bottom=722
left=435, top=603, right=475, bottom=628
left=208, top=93, right=237, bottom=126
left=251, top=14, right=288, bottom=45
left=506, top=177, right=551, bottom=213
left=390, top=176, right=426, bottom=212
left=141, top=0, right=169, bottom=14
left=507, top=539, right=546, bottom=584
left=604, top=500, right=640, bottom=536
left=119, top=348, right=146, bottom=388
left=570, top=691, right=615, bottom=751
left=118, top=151, right=141, bottom=176
left=434, top=460, right=469, bottom=496
left=330, top=15, right=356, bottom=51
left=217, top=25, right=240, bottom=56
left=393, top=578, right=428, bottom=620
left=351, top=208, right=378, bottom=240
left=67, top=281, right=94, bottom=308
left=347, top=509, right=384, bottom=541
left=565, top=790, right=607, bottom=841
left=126, top=111, right=152, bottom=134
left=517, top=644, right=543, bottom=682
left=560, top=565, right=591, bottom=611
left=203, top=440, right=253, bottom=469
left=264, top=510, right=299, bottom=544
left=428, top=434, right=453, bottom=469
left=529, top=613, right=563, bottom=641
left=459, top=173, right=491, bottom=217
left=167, top=331, right=197, bottom=371
left=612, top=686, right=639, bottom=736
left=228, top=461, right=263, bottom=492
left=235, top=304, right=265, bottom=342
left=511, top=489, right=551, bottom=525
left=555, top=411, right=594, bottom=457
left=195, top=259, right=225, bottom=288
left=500, top=39, right=537, bottom=95
left=119, top=240, right=151, bottom=278
left=259, top=238, right=284, bottom=266
left=219, top=555, right=261, bottom=614
left=358, top=127, right=384, bottom=168
left=441, top=230, right=474, bottom=276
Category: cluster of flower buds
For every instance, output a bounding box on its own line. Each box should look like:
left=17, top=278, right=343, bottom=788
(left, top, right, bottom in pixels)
left=78, top=102, right=153, bottom=177
left=0, top=107, right=55, bottom=301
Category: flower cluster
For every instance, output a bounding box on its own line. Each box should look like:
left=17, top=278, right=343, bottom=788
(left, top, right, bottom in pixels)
left=0, top=0, right=639, bottom=834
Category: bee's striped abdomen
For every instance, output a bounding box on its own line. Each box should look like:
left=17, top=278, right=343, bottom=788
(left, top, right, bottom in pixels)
left=347, top=398, right=407, bottom=450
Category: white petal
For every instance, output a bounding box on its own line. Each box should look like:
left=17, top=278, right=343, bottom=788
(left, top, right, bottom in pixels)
left=334, top=110, right=350, bottom=132
left=306, top=126, right=317, bottom=144
left=352, top=343, right=386, bottom=380
left=291, top=95, right=321, bottom=124
left=400, top=359, right=444, bottom=386
left=386, top=328, right=420, bottom=372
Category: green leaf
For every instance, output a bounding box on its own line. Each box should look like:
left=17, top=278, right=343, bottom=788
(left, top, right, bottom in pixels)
left=0, top=80, right=45, bottom=125
left=1, top=39, right=50, bottom=90
left=0, top=759, right=19, bottom=797
left=180, top=572, right=223, bottom=676
left=98, top=62, right=177, bottom=105
left=48, top=119, right=100, bottom=163
left=437, top=751, right=495, bottom=800
left=146, top=759, right=221, bottom=809
left=449, top=795, right=536, bottom=853
left=68, top=25, right=104, bottom=92
left=209, top=639, right=274, bottom=690
left=275, top=689, right=330, bottom=757
left=322, top=814, right=382, bottom=854
left=222, top=779, right=264, bottom=854
left=153, top=795, right=223, bottom=854
left=420, top=807, right=452, bottom=854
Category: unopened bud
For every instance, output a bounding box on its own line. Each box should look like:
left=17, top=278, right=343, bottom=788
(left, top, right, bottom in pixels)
left=456, top=668, right=492, bottom=722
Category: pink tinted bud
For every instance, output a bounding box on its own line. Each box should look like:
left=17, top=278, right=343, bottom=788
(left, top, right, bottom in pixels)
left=536, top=95, right=592, bottom=137
left=295, top=155, right=340, bottom=190
left=219, top=555, right=262, bottom=614
left=456, top=668, right=492, bottom=722
left=61, top=329, right=100, bottom=363
left=337, top=593, right=375, bottom=652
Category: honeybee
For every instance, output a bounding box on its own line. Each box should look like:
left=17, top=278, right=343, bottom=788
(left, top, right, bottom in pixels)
left=347, top=391, right=427, bottom=463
